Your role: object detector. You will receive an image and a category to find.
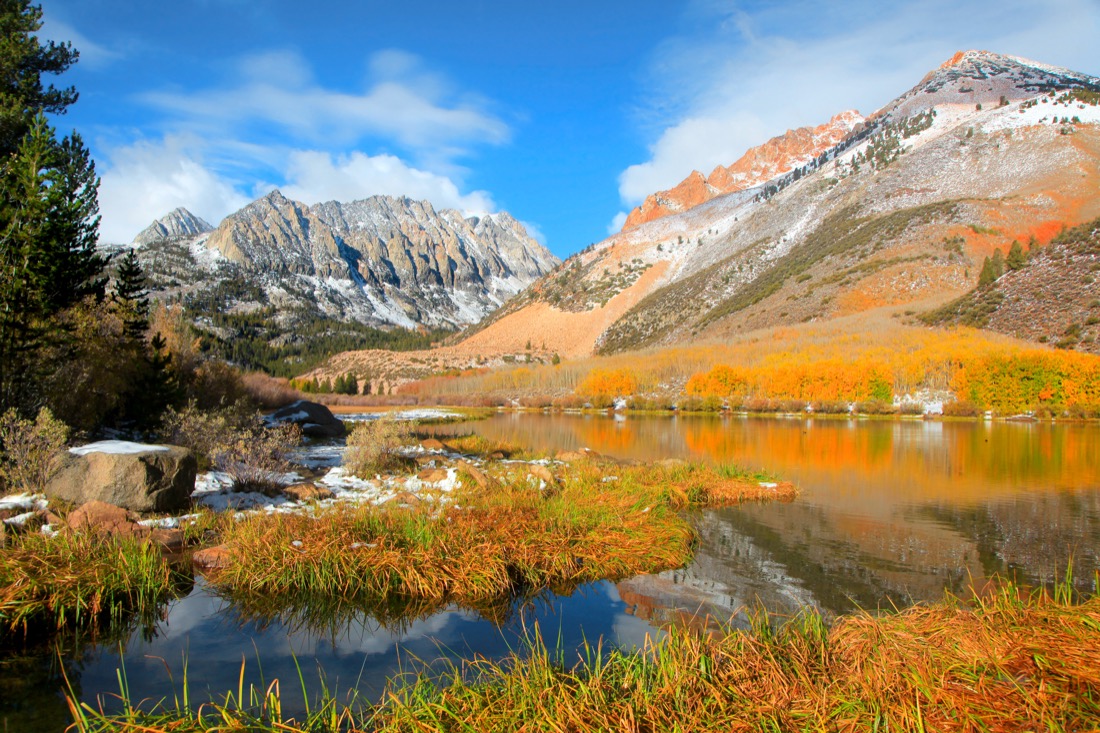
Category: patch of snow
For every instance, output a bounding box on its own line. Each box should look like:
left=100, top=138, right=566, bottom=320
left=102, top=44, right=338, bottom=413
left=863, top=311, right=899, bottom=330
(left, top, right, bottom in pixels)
left=70, top=440, right=170, bottom=456
left=0, top=493, right=46, bottom=512
left=2, top=511, right=37, bottom=527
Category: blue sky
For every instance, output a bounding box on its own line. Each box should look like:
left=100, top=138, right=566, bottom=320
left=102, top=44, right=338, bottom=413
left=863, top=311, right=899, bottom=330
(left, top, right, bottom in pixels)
left=40, top=0, right=1100, bottom=256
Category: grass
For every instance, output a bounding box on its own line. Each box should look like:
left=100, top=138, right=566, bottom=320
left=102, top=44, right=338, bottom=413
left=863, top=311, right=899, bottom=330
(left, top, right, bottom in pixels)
left=0, top=530, right=175, bottom=639
left=201, top=460, right=796, bottom=612
left=67, top=579, right=1100, bottom=732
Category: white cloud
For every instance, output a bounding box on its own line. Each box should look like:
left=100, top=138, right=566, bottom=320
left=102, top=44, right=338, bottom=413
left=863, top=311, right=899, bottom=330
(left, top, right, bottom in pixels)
left=519, top=220, right=547, bottom=245
left=619, top=0, right=1100, bottom=204
left=279, top=150, right=496, bottom=215
left=607, top=211, right=628, bottom=234
left=97, top=136, right=249, bottom=243
left=141, top=49, right=509, bottom=161
left=37, top=18, right=120, bottom=69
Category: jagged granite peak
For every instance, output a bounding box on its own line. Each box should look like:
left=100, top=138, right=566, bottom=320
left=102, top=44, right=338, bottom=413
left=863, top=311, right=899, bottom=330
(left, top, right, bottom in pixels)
left=622, top=110, right=864, bottom=230
left=132, top=207, right=213, bottom=245
left=201, top=191, right=559, bottom=328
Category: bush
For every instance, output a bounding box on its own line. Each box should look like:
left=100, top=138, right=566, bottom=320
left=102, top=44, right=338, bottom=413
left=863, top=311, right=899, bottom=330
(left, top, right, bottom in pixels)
left=678, top=396, right=724, bottom=412
left=942, top=400, right=983, bottom=417
left=344, top=418, right=410, bottom=478
left=519, top=395, right=553, bottom=409
left=855, top=400, right=898, bottom=415
left=551, top=394, right=586, bottom=410
left=213, top=421, right=302, bottom=493
left=187, top=361, right=248, bottom=410
left=811, top=400, right=850, bottom=415
left=627, top=396, right=675, bottom=411
left=160, top=401, right=251, bottom=470
left=0, top=408, right=70, bottom=494
left=899, top=402, right=925, bottom=416
left=240, top=372, right=300, bottom=410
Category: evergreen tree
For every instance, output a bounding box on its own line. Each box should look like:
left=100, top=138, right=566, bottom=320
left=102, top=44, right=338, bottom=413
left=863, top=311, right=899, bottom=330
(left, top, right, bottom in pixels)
left=113, top=248, right=149, bottom=339
left=1006, top=240, right=1026, bottom=271
left=0, top=3, right=105, bottom=415
left=990, top=249, right=1005, bottom=278
left=977, top=256, right=998, bottom=288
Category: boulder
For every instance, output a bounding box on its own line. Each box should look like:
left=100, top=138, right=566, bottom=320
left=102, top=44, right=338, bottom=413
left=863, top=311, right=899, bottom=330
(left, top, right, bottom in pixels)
left=419, top=438, right=447, bottom=451
left=269, top=400, right=345, bottom=439
left=46, top=442, right=196, bottom=513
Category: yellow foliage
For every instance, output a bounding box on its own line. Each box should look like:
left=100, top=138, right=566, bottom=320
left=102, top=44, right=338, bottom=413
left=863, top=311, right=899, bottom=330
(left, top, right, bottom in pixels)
left=577, top=368, right=638, bottom=398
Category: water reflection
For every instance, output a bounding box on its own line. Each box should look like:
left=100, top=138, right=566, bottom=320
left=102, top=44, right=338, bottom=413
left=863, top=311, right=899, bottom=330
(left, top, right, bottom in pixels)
left=432, top=413, right=1100, bottom=623
left=6, top=414, right=1098, bottom=731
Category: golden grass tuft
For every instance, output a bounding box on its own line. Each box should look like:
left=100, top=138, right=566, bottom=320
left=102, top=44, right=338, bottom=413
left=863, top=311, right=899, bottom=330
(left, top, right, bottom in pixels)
left=202, top=460, right=790, bottom=613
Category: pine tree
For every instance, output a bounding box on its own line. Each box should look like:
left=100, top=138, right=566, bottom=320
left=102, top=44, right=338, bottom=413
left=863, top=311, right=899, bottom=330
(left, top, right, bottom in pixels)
left=0, top=3, right=106, bottom=415
left=977, top=256, right=997, bottom=288
left=113, top=248, right=149, bottom=339
left=1006, top=240, right=1026, bottom=271
left=991, top=249, right=1005, bottom=279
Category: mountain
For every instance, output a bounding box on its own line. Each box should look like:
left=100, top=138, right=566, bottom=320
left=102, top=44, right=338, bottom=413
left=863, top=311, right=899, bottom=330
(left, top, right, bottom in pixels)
left=357, top=50, right=1100, bottom=370
left=622, top=110, right=864, bottom=230
left=136, top=192, right=559, bottom=332
left=133, top=207, right=213, bottom=245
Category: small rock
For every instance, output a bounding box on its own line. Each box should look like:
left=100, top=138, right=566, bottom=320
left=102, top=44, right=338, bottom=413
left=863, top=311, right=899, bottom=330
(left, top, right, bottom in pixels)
left=414, top=455, right=439, bottom=466
left=458, top=461, right=492, bottom=489
left=417, top=468, right=449, bottom=483
left=419, top=438, right=446, bottom=451
left=67, top=500, right=136, bottom=534
left=527, top=464, right=555, bottom=485
left=555, top=450, right=587, bottom=463
left=192, top=544, right=233, bottom=569
left=487, top=451, right=506, bottom=460
left=150, top=528, right=185, bottom=552
left=282, top=482, right=335, bottom=502
left=390, top=491, right=421, bottom=506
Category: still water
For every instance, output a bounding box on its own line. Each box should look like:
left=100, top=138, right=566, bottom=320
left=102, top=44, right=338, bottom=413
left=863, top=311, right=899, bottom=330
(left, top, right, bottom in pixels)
left=3, top=414, right=1098, bottom=730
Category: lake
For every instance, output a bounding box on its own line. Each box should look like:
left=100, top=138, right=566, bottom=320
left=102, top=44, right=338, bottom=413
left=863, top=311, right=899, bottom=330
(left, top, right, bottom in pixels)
left=3, top=413, right=1098, bottom=730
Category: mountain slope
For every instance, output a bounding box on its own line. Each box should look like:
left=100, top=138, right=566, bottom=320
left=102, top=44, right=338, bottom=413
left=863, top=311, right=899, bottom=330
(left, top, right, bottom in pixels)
left=424, top=51, right=1100, bottom=363
left=924, top=216, right=1100, bottom=353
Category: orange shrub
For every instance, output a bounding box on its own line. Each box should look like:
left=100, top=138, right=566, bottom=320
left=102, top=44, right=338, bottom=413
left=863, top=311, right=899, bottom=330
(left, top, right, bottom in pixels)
left=577, top=368, right=638, bottom=398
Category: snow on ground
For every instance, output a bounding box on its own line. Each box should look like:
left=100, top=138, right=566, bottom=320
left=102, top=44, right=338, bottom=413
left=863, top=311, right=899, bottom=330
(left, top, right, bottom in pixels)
left=338, top=408, right=462, bottom=423
left=0, top=493, right=47, bottom=513
left=70, top=440, right=171, bottom=456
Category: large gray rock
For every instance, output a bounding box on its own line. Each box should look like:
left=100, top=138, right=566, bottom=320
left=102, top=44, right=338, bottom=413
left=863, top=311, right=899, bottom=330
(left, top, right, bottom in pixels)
left=45, top=441, right=197, bottom=513
left=269, top=400, right=346, bottom=438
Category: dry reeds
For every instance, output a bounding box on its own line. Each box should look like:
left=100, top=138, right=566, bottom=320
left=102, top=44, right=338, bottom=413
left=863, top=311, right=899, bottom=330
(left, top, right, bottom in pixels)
left=0, top=530, right=172, bottom=638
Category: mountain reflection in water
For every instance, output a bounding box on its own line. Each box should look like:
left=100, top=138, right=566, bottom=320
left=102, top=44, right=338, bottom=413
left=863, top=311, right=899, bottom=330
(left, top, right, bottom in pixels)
left=431, top=413, right=1100, bottom=626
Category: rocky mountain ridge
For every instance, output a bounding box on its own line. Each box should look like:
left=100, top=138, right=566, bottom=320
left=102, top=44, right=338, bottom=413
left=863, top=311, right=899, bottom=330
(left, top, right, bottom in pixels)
left=622, top=110, right=864, bottom=230
left=133, top=191, right=559, bottom=332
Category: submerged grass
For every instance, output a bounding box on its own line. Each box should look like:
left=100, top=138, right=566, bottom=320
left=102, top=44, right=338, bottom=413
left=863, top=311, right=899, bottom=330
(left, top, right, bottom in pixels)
left=68, top=580, right=1100, bottom=732
left=0, top=531, right=174, bottom=638
left=208, top=460, right=795, bottom=610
